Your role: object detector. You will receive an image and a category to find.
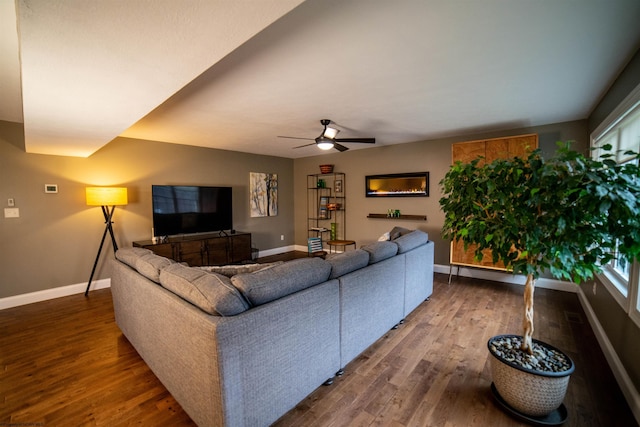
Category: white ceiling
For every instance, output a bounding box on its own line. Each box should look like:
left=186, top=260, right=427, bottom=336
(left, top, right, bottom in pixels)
left=2, top=0, right=640, bottom=159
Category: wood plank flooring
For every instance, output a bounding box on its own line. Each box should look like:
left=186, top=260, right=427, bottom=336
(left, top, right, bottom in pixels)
left=1, top=254, right=636, bottom=426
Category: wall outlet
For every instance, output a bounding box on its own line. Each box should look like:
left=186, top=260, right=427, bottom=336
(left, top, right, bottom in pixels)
left=4, top=207, right=20, bottom=218
left=281, top=235, right=284, bottom=241
left=8, top=198, right=15, bottom=207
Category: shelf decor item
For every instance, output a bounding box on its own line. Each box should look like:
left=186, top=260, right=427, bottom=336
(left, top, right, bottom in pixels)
left=319, top=164, right=334, bottom=174
left=319, top=196, right=329, bottom=219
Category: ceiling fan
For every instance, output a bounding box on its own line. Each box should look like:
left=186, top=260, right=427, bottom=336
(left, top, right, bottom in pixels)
left=278, top=119, right=376, bottom=152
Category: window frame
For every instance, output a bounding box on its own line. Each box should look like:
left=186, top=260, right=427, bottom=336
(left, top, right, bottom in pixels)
left=590, top=81, right=640, bottom=326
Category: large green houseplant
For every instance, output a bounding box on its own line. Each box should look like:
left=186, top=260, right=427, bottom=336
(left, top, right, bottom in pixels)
left=439, top=142, right=640, bottom=418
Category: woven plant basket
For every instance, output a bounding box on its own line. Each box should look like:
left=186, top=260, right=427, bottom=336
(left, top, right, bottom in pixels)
left=488, top=335, right=575, bottom=417
left=319, top=164, right=334, bottom=174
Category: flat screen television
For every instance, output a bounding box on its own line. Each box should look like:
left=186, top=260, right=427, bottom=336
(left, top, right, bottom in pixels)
left=152, top=185, right=232, bottom=237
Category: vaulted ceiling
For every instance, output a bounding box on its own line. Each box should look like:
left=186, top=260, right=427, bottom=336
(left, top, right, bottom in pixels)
left=2, top=0, right=640, bottom=159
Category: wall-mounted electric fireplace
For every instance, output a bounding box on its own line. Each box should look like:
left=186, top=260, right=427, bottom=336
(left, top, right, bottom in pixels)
left=365, top=172, right=429, bottom=197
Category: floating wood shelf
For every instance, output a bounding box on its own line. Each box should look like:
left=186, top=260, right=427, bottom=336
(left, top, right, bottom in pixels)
left=367, top=213, right=427, bottom=221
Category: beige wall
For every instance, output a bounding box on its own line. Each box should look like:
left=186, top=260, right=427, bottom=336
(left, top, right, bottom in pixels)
left=293, top=119, right=589, bottom=266
left=0, top=124, right=293, bottom=298
left=1, top=117, right=587, bottom=300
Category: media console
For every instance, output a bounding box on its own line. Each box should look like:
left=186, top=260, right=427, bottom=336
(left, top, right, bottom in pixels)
left=133, top=232, right=251, bottom=267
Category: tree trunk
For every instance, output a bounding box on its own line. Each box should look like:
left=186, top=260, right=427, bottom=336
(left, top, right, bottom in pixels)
left=521, top=273, right=535, bottom=354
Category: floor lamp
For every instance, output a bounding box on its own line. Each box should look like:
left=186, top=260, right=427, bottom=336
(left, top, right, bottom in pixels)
left=84, top=187, right=128, bottom=296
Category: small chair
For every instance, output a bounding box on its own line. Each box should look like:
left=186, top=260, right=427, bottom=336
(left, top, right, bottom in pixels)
left=307, top=237, right=327, bottom=258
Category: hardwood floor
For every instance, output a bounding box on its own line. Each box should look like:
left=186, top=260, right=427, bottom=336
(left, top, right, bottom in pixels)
left=1, top=254, right=636, bottom=426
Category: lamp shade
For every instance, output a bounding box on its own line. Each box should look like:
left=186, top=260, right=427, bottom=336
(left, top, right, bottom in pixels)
left=316, top=137, right=335, bottom=150
left=323, top=126, right=339, bottom=139
left=86, top=187, right=128, bottom=206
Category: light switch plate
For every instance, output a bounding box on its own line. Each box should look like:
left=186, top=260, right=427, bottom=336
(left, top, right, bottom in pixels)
left=4, top=207, right=19, bottom=218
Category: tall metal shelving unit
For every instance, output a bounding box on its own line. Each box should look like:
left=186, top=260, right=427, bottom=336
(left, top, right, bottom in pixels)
left=307, top=172, right=346, bottom=247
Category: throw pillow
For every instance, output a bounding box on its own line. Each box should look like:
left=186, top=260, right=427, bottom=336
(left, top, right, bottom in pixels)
left=389, top=226, right=412, bottom=240
left=378, top=232, right=390, bottom=241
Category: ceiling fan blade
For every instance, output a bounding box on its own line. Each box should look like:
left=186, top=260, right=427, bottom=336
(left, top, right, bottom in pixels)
left=333, top=143, right=349, bottom=152
left=334, top=138, right=376, bottom=144
left=278, top=135, right=315, bottom=141
left=293, top=142, right=316, bottom=149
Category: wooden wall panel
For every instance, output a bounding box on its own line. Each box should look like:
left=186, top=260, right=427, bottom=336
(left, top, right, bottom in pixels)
left=449, top=134, right=538, bottom=270
left=451, top=140, right=485, bottom=164
left=507, top=135, right=538, bottom=158
left=485, top=139, right=509, bottom=162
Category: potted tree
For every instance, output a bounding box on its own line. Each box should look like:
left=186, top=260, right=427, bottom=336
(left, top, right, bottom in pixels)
left=439, top=142, right=640, bottom=422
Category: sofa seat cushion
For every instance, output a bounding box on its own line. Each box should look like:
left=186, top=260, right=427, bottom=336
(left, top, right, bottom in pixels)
left=159, top=263, right=250, bottom=316
left=362, top=241, right=398, bottom=264
left=231, top=257, right=331, bottom=306
left=115, top=247, right=153, bottom=269
left=326, top=249, right=370, bottom=279
left=197, top=261, right=283, bottom=277
left=394, top=230, right=429, bottom=253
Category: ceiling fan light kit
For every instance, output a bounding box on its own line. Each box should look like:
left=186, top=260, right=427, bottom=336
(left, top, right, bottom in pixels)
left=280, top=119, right=376, bottom=152
left=317, top=137, right=335, bottom=150
left=323, top=126, right=339, bottom=139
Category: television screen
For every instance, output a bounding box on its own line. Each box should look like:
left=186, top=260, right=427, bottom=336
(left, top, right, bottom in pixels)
left=152, top=185, right=232, bottom=237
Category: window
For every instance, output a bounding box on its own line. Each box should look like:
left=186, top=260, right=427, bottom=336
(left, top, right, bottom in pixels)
left=591, top=83, right=640, bottom=325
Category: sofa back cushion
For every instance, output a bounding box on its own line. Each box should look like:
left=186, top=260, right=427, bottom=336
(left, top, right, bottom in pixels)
left=394, top=229, right=429, bottom=253
left=231, top=257, right=331, bottom=306
left=362, top=241, right=398, bottom=264
left=159, top=263, right=250, bottom=316
left=135, top=253, right=175, bottom=283
left=115, top=247, right=153, bottom=269
left=326, top=249, right=370, bottom=279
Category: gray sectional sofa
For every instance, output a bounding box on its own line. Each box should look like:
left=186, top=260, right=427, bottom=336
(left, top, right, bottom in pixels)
left=110, top=229, right=434, bottom=427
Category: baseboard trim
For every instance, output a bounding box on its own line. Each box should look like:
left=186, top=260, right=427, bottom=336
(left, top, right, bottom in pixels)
left=258, top=245, right=297, bottom=257
left=434, top=263, right=578, bottom=293
left=577, top=288, right=640, bottom=425
left=0, top=278, right=111, bottom=310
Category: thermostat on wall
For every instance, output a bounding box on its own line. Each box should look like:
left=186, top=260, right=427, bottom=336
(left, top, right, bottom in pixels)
left=44, top=184, right=58, bottom=193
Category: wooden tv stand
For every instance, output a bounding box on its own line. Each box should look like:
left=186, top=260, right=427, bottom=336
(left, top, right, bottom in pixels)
left=133, top=232, right=252, bottom=267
